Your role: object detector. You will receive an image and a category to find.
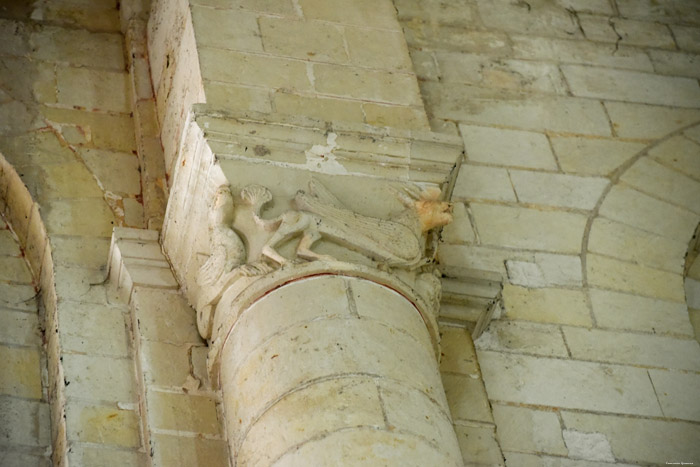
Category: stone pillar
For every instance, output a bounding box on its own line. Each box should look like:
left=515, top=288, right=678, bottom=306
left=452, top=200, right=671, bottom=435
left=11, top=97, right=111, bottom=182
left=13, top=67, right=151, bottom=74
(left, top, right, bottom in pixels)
left=208, top=263, right=462, bottom=466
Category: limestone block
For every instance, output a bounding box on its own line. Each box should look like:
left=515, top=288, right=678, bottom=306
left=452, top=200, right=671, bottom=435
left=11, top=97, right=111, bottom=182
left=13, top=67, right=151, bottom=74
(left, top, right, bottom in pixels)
left=131, top=288, right=201, bottom=345
left=408, top=50, right=439, bottom=81
left=648, top=370, right=700, bottom=422
left=442, top=373, right=493, bottom=423
left=437, top=244, right=508, bottom=274
left=439, top=326, right=477, bottom=374
left=579, top=16, right=675, bottom=49
left=504, top=452, right=636, bottom=467
left=0, top=283, right=38, bottom=311
left=671, top=25, right=700, bottom=53
left=141, top=340, right=191, bottom=387
left=43, top=199, right=116, bottom=238
left=512, top=35, right=653, bottom=72
left=0, top=19, right=30, bottom=57
left=477, top=350, right=663, bottom=416
left=56, top=67, right=130, bottom=113
left=50, top=235, right=110, bottom=269
left=687, top=278, right=700, bottom=309
left=509, top=170, right=608, bottom=210
left=65, top=402, right=140, bottom=447
left=274, top=429, right=460, bottom=466
left=394, top=0, right=478, bottom=26
left=604, top=103, right=700, bottom=140
left=62, top=354, right=136, bottom=402
left=0, top=228, right=17, bottom=255
left=476, top=0, right=583, bottom=38
left=152, top=434, right=228, bottom=467
left=68, top=444, right=148, bottom=467
left=648, top=135, right=700, bottom=180
left=30, top=27, right=125, bottom=70
left=649, top=50, right=700, bottom=79
left=59, top=301, right=129, bottom=357
left=588, top=218, right=687, bottom=273
left=191, top=6, right=262, bottom=52
left=404, top=24, right=511, bottom=56
left=237, top=378, right=385, bottom=465
left=598, top=185, right=698, bottom=244
left=346, top=27, right=412, bottom=71
left=298, top=0, right=401, bottom=30
left=460, top=125, right=557, bottom=169
left=616, top=0, right=700, bottom=24
left=259, top=17, right=347, bottom=63
left=622, top=158, right=700, bottom=215
left=0, top=451, right=50, bottom=467
left=492, top=404, right=567, bottom=455
left=587, top=254, right=686, bottom=302
left=0, top=345, right=42, bottom=399
left=38, top=162, right=104, bottom=200
left=146, top=390, right=221, bottom=434
left=0, top=308, right=40, bottom=346
left=453, top=423, right=504, bottom=465
left=362, top=104, right=429, bottom=130
left=453, top=164, right=516, bottom=202
left=476, top=321, right=569, bottom=357
left=563, top=65, right=700, bottom=108
left=273, top=92, right=364, bottom=124
left=471, top=204, right=587, bottom=253
left=562, top=429, right=615, bottom=463
left=589, top=288, right=694, bottom=336
left=190, top=0, right=294, bottom=15
left=554, top=0, right=612, bottom=14
left=38, top=3, right=121, bottom=32
left=561, top=410, right=700, bottom=464
left=198, top=48, right=312, bottom=92
left=564, top=327, right=700, bottom=371
left=0, top=396, right=50, bottom=448
left=440, top=202, right=476, bottom=244
left=202, top=83, right=271, bottom=115
left=0, top=256, right=32, bottom=283
left=313, top=63, right=422, bottom=106
left=506, top=253, right=582, bottom=288
left=42, top=107, right=137, bottom=153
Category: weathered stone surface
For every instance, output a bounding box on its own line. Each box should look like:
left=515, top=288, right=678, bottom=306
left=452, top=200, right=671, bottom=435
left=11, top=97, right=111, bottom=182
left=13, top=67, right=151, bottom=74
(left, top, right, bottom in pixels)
left=453, top=164, right=517, bottom=201
left=460, top=125, right=558, bottom=169
left=0, top=396, right=50, bottom=448
left=453, top=423, right=504, bottom=466
left=442, top=373, right=493, bottom=423
left=502, top=284, right=592, bottom=326
left=509, top=170, right=608, bottom=210
left=152, top=434, right=229, bottom=467
left=476, top=320, right=569, bottom=357
left=147, top=390, right=221, bottom=434
left=648, top=135, right=700, bottom=180
left=191, top=6, right=262, bottom=52
left=493, top=404, right=567, bottom=455
left=259, top=17, right=346, bottom=62
left=506, top=253, right=582, bottom=288
left=0, top=345, right=42, bottom=399
left=132, top=288, right=201, bottom=345
left=621, top=158, right=700, bottom=214
left=648, top=370, right=700, bottom=422
left=604, top=103, right=700, bottom=140
left=62, top=354, right=136, bottom=401
left=65, top=402, right=140, bottom=447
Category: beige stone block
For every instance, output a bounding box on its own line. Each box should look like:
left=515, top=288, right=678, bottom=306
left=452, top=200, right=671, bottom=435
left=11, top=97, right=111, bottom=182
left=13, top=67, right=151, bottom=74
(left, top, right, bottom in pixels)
left=132, top=288, right=201, bottom=345
left=0, top=396, right=50, bottom=447
left=502, top=284, right=592, bottom=326
left=440, top=202, right=477, bottom=245
left=273, top=92, right=364, bottom=123
left=362, top=103, right=429, bottom=130
left=648, top=135, right=700, bottom=180
left=238, top=378, right=385, bottom=465
left=41, top=107, right=137, bottom=153
left=199, top=48, right=311, bottom=91
left=147, top=390, right=221, bottom=434
left=471, top=204, right=587, bottom=253
left=509, top=170, right=608, bottom=210
left=442, top=373, right=493, bottom=423
left=204, top=82, right=271, bottom=114
left=564, top=327, right=700, bottom=370
left=649, top=50, right=700, bottom=79
left=453, top=424, right=504, bottom=466
left=439, top=326, right=477, bottom=374
left=0, top=451, right=49, bottom=467
left=313, top=63, right=422, bottom=106
left=345, top=27, right=412, bottom=71
left=550, top=137, right=645, bottom=176
left=62, top=354, right=136, bottom=401
left=50, top=235, right=111, bottom=269
left=142, top=341, right=191, bottom=388
left=588, top=218, right=687, bottom=273
left=513, top=35, right=653, bottom=71
left=478, top=350, right=662, bottom=416
left=563, top=65, right=700, bottom=108
left=80, top=149, right=141, bottom=195
left=672, top=25, right=700, bottom=54
left=0, top=345, right=42, bottom=399
left=604, top=102, right=700, bottom=139
left=56, top=67, right=130, bottom=113
left=561, top=410, right=700, bottom=465
left=381, top=381, right=462, bottom=459
left=476, top=0, right=582, bottom=38
left=31, top=27, right=125, bottom=70
left=53, top=266, right=108, bottom=303
left=0, top=308, right=40, bottom=346
left=622, top=158, right=700, bottom=214
left=298, top=0, right=401, bottom=30
left=191, top=0, right=295, bottom=15
left=65, top=402, right=140, bottom=447
left=394, top=0, right=478, bottom=25
left=460, top=125, right=557, bottom=169
left=0, top=256, right=33, bottom=283
left=504, top=452, right=637, bottom=467
left=599, top=185, right=698, bottom=244
left=453, top=164, right=516, bottom=202
left=493, top=404, right=567, bottom=455
left=68, top=444, right=147, bottom=467
left=686, top=125, right=700, bottom=145
left=506, top=253, right=582, bottom=288
left=0, top=283, right=38, bottom=312
left=0, top=228, right=18, bottom=255
left=555, top=0, right=612, bottom=14
left=276, top=428, right=459, bottom=466
left=648, top=370, right=700, bottom=422
left=260, top=17, right=346, bottom=62
left=476, top=321, right=568, bottom=357
left=59, top=301, right=129, bottom=357
left=39, top=162, right=104, bottom=200
left=43, top=199, right=115, bottom=238
left=0, top=19, right=30, bottom=57
left=191, top=5, right=262, bottom=52
left=580, top=16, right=676, bottom=49
left=404, top=23, right=511, bottom=56
left=410, top=50, right=439, bottom=81
left=152, top=434, right=228, bottom=467
left=436, top=244, right=508, bottom=274
left=587, top=254, right=686, bottom=302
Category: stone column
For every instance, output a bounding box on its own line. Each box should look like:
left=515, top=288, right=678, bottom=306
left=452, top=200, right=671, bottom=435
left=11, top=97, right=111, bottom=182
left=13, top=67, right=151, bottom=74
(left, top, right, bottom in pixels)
left=208, top=263, right=462, bottom=466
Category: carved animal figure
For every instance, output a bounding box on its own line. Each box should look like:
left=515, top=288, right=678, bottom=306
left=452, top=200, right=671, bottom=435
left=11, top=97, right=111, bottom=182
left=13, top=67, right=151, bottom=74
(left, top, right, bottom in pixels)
left=257, top=180, right=452, bottom=269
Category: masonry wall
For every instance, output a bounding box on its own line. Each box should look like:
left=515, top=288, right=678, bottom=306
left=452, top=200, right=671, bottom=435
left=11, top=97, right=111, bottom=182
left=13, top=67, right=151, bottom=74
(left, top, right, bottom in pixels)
left=398, top=0, right=700, bottom=464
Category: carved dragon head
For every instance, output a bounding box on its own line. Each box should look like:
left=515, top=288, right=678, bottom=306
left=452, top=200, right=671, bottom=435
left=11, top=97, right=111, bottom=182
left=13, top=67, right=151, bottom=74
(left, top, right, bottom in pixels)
left=397, top=185, right=453, bottom=233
